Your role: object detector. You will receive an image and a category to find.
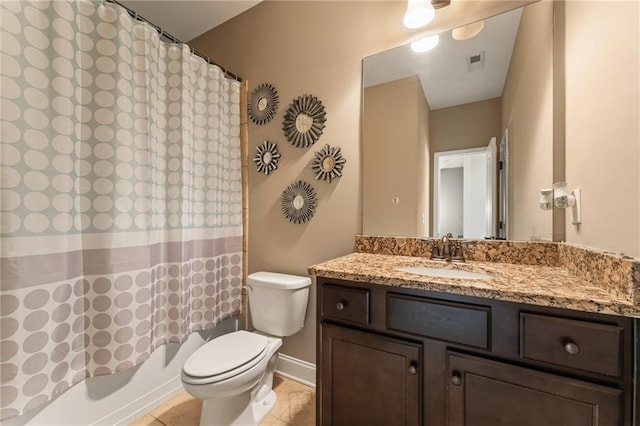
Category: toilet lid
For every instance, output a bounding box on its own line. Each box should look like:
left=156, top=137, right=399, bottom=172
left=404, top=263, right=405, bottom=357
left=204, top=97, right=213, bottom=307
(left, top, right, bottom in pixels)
left=183, top=331, right=268, bottom=378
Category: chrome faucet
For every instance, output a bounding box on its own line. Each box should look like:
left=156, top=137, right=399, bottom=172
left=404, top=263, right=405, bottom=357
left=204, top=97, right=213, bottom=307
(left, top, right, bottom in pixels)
left=430, top=233, right=465, bottom=262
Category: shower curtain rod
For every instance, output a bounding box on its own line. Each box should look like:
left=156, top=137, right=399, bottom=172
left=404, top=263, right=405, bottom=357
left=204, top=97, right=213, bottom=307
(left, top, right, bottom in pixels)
left=107, top=0, right=243, bottom=83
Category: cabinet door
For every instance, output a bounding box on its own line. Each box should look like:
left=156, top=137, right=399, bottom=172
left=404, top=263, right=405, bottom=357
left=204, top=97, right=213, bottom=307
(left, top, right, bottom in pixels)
left=321, top=324, right=421, bottom=426
left=446, top=352, right=623, bottom=426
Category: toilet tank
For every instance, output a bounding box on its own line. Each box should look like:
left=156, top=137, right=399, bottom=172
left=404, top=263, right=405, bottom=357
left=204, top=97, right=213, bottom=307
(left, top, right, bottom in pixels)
left=248, top=271, right=311, bottom=337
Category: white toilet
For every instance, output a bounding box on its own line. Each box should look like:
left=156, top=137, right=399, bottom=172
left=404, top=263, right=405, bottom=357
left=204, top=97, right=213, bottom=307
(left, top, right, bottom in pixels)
left=181, top=271, right=312, bottom=426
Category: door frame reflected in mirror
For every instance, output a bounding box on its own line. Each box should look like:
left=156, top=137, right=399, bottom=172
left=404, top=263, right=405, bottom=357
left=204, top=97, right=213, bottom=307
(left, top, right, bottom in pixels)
left=433, top=139, right=497, bottom=240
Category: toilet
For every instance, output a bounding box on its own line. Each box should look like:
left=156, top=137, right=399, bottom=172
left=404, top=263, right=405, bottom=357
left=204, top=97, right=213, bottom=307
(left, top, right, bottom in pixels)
left=181, top=271, right=312, bottom=426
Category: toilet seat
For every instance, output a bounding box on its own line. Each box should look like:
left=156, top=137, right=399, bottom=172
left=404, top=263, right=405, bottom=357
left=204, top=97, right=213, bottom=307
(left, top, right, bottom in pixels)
left=182, top=331, right=269, bottom=385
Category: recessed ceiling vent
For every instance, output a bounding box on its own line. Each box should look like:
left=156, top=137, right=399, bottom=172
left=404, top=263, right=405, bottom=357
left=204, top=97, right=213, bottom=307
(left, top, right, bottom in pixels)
left=467, top=51, right=485, bottom=72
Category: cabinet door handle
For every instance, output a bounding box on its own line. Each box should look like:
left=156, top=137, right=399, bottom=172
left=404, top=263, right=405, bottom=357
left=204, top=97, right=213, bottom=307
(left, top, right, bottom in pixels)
left=564, top=341, right=580, bottom=355
left=336, top=301, right=347, bottom=311
left=450, top=373, right=462, bottom=386
left=408, top=362, right=418, bottom=375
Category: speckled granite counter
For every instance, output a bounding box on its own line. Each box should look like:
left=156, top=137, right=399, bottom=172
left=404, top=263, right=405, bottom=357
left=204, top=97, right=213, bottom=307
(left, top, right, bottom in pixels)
left=308, top=251, right=640, bottom=318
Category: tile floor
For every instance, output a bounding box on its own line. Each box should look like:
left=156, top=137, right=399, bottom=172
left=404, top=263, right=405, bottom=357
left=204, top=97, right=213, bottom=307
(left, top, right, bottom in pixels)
left=130, top=375, right=315, bottom=426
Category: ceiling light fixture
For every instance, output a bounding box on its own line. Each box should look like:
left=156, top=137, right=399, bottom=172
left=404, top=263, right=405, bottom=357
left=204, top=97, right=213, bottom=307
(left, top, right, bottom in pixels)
left=411, top=34, right=440, bottom=53
left=452, top=20, right=485, bottom=41
left=403, top=0, right=435, bottom=29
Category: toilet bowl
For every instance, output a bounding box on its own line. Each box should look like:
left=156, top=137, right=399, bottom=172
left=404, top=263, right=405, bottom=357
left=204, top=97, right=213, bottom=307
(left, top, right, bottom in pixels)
left=182, top=331, right=282, bottom=425
left=181, top=272, right=311, bottom=426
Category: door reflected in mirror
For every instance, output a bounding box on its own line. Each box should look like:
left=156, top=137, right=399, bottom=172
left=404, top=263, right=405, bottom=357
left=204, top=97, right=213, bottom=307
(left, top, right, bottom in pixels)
left=362, top=1, right=554, bottom=241
left=434, top=139, right=497, bottom=239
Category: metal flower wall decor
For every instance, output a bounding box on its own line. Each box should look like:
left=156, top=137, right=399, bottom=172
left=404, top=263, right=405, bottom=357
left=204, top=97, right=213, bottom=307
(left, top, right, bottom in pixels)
left=281, top=180, right=318, bottom=224
left=248, top=83, right=279, bottom=125
left=282, top=95, right=327, bottom=148
left=311, top=144, right=346, bottom=183
left=253, top=141, right=281, bottom=175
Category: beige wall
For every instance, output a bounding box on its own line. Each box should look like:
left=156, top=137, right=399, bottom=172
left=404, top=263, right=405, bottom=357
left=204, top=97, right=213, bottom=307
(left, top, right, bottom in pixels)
left=501, top=0, right=554, bottom=242
left=190, top=0, right=530, bottom=365
left=189, top=0, right=640, bottom=367
left=564, top=1, right=640, bottom=258
left=430, top=97, right=502, bottom=154
left=363, top=76, right=430, bottom=237
left=190, top=0, right=526, bottom=364
left=190, top=1, right=417, bottom=364
left=417, top=79, right=431, bottom=237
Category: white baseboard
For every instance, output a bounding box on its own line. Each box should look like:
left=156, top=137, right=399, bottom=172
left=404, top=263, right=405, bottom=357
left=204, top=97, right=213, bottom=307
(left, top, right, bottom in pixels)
left=92, top=375, right=184, bottom=426
left=91, top=352, right=315, bottom=425
left=275, top=354, right=316, bottom=388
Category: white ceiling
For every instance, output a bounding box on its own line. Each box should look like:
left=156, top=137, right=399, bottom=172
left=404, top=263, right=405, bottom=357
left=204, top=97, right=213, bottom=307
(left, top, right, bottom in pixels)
left=363, top=7, right=523, bottom=110
left=119, top=0, right=262, bottom=42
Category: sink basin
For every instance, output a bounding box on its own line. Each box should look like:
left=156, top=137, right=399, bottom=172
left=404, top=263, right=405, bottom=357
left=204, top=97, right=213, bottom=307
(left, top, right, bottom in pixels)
left=396, top=266, right=493, bottom=280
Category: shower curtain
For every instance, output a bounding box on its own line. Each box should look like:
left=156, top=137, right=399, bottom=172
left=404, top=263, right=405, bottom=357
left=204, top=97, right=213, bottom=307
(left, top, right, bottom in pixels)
left=0, top=0, right=243, bottom=419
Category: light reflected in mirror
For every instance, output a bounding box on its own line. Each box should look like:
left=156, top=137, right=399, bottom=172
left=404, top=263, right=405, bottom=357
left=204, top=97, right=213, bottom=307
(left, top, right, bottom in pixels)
left=257, top=97, right=268, bottom=111
left=321, top=156, right=335, bottom=172
left=362, top=1, right=554, bottom=241
left=293, top=195, right=305, bottom=210
left=262, top=151, right=273, bottom=164
left=295, top=113, right=313, bottom=133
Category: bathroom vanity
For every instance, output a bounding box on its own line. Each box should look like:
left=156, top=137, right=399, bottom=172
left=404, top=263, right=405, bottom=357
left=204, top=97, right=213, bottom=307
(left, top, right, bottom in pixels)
left=310, top=238, right=640, bottom=426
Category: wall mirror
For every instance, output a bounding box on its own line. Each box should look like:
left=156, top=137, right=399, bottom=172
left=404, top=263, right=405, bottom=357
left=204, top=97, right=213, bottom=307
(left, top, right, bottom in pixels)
left=283, top=95, right=327, bottom=148
left=248, top=83, right=279, bottom=125
left=362, top=1, right=555, bottom=241
left=312, top=144, right=346, bottom=183
left=281, top=180, right=318, bottom=224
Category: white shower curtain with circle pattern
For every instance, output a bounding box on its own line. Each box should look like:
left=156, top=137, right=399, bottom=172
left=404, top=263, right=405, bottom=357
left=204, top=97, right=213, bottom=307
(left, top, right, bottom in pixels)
left=0, top=0, right=243, bottom=420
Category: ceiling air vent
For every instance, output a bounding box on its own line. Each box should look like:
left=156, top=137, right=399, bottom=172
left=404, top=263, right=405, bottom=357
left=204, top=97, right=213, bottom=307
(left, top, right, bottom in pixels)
left=467, top=51, right=485, bottom=72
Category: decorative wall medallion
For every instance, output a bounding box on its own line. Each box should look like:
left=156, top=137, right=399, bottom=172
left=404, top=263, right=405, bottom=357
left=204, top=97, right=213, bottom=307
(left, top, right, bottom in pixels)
left=281, top=180, right=318, bottom=224
left=248, top=83, right=279, bottom=125
left=312, top=144, right=346, bottom=183
left=253, top=141, right=281, bottom=175
left=282, top=95, right=327, bottom=148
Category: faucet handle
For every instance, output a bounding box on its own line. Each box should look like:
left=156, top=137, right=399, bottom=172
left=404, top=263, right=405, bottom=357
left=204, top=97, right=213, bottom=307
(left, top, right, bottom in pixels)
left=450, top=242, right=465, bottom=263
left=430, top=240, right=444, bottom=260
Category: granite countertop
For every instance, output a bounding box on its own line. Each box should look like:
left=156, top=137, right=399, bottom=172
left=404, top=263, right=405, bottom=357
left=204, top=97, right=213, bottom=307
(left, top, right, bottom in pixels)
left=308, top=252, right=640, bottom=317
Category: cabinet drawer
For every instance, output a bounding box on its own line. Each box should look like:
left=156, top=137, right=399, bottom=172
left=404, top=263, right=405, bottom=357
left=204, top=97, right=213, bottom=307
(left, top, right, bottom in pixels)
left=321, top=284, right=369, bottom=325
left=387, top=294, right=490, bottom=349
left=520, top=313, right=623, bottom=377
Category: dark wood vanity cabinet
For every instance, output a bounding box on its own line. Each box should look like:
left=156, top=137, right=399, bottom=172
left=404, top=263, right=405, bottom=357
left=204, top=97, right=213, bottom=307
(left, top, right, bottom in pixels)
left=316, top=277, right=637, bottom=426
left=321, top=324, right=421, bottom=425
left=446, top=352, right=623, bottom=426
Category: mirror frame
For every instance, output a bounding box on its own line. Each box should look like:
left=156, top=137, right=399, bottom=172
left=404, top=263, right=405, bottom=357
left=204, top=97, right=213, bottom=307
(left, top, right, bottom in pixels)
left=282, top=94, right=327, bottom=148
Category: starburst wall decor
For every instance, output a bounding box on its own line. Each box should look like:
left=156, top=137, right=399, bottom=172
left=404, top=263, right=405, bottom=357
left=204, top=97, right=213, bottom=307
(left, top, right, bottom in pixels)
left=282, top=95, right=326, bottom=148
left=311, top=144, right=346, bottom=183
left=281, top=180, right=318, bottom=224
left=253, top=141, right=281, bottom=175
left=248, top=83, right=279, bottom=125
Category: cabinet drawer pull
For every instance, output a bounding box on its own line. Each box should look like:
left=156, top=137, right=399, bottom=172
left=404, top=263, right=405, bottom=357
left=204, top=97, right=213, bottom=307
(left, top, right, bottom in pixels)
left=564, top=341, right=580, bottom=355
left=408, top=362, right=418, bottom=375
left=336, top=301, right=348, bottom=311
left=450, top=372, right=462, bottom=386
